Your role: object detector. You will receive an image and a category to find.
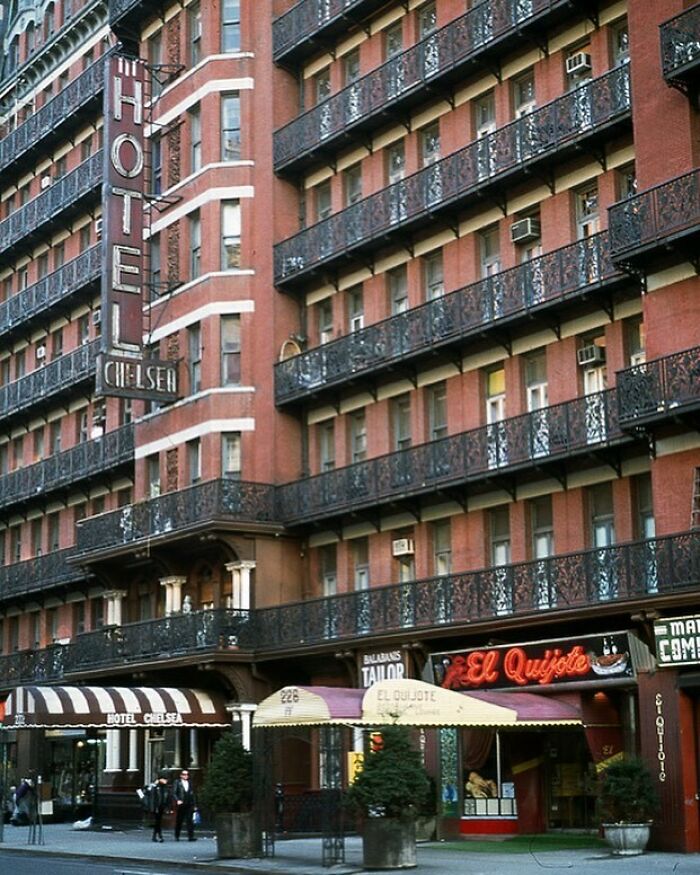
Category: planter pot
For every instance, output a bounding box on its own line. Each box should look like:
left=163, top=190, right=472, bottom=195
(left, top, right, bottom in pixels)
left=362, top=817, right=416, bottom=869
left=214, top=812, right=259, bottom=859
left=603, top=822, right=651, bottom=856
left=415, top=815, right=436, bottom=842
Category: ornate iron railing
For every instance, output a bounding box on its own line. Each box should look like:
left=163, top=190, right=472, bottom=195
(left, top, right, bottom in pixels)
left=617, top=344, right=700, bottom=427
left=63, top=608, right=255, bottom=673
left=275, top=232, right=622, bottom=405
left=255, top=531, right=700, bottom=650
left=109, top=0, right=157, bottom=29
left=0, top=340, right=99, bottom=424
left=660, top=5, right=700, bottom=83
left=0, top=548, right=87, bottom=603
left=0, top=246, right=101, bottom=344
left=277, top=389, right=625, bottom=524
left=75, top=478, right=281, bottom=559
left=273, top=1, right=611, bottom=172
left=0, top=151, right=102, bottom=260
left=0, top=644, right=68, bottom=689
left=274, top=67, right=631, bottom=286
left=0, top=424, right=134, bottom=513
left=608, top=167, right=700, bottom=260
left=0, top=59, right=105, bottom=175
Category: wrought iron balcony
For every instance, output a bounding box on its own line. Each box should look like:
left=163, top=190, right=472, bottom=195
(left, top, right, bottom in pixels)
left=274, top=67, right=631, bottom=288
left=660, top=4, right=700, bottom=90
left=256, top=530, right=700, bottom=651
left=0, top=246, right=101, bottom=346
left=0, top=340, right=99, bottom=429
left=277, top=389, right=629, bottom=526
left=0, top=151, right=102, bottom=265
left=0, top=548, right=89, bottom=603
left=0, top=424, right=134, bottom=514
left=74, top=478, right=281, bottom=562
left=608, top=168, right=700, bottom=269
left=109, top=0, right=159, bottom=37
left=63, top=608, right=255, bottom=675
left=0, top=644, right=68, bottom=690
left=0, top=59, right=105, bottom=178
left=274, top=0, right=601, bottom=173
left=275, top=232, right=625, bottom=407
left=617, top=344, right=700, bottom=429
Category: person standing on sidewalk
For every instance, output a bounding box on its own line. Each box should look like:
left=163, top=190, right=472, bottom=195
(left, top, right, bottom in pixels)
left=172, top=769, right=196, bottom=841
left=146, top=773, right=171, bottom=843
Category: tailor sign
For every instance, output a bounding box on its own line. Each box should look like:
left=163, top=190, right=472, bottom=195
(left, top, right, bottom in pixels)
left=99, top=54, right=178, bottom=402
left=654, top=614, right=700, bottom=667
left=431, top=632, right=636, bottom=692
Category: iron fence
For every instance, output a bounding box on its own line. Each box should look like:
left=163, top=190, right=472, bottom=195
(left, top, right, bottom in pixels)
left=274, top=66, right=630, bottom=284
left=0, top=547, right=86, bottom=602
left=0, top=644, right=68, bottom=688
left=275, top=231, right=621, bottom=404
left=660, top=5, right=700, bottom=81
left=617, top=344, right=700, bottom=425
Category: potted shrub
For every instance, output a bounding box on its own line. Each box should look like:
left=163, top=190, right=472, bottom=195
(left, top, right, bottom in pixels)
left=200, top=732, right=259, bottom=859
left=598, top=756, right=659, bottom=856
left=346, top=726, right=431, bottom=869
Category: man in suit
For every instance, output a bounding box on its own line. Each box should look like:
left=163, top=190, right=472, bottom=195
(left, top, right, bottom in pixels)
left=172, top=769, right=196, bottom=841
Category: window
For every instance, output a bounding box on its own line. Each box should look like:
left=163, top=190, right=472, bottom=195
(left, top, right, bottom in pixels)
left=319, top=421, right=335, bottom=472
left=315, top=68, right=331, bottom=104
left=392, top=394, right=412, bottom=450
left=74, top=601, right=86, bottom=636
left=31, top=612, right=41, bottom=649
left=12, top=436, right=24, bottom=469
left=525, top=350, right=548, bottom=411
left=82, top=48, right=94, bottom=71
left=0, top=443, right=7, bottom=475
left=147, top=454, right=161, bottom=498
left=617, top=162, right=637, bottom=199
left=320, top=545, right=337, bottom=597
left=221, top=201, right=241, bottom=269
left=37, top=252, right=49, bottom=279
left=189, top=211, right=201, bottom=279
left=317, top=298, right=333, bottom=344
left=149, top=31, right=163, bottom=98
left=51, top=328, right=63, bottom=359
left=54, top=241, right=65, bottom=269
left=315, top=181, right=331, bottom=221
left=32, top=428, right=45, bottom=461
left=78, top=313, right=90, bottom=344
left=347, top=286, right=364, bottom=332
left=589, top=482, right=615, bottom=548
left=353, top=538, right=370, bottom=590
left=48, top=513, right=60, bottom=551
left=349, top=409, right=367, bottom=463
left=344, top=49, right=360, bottom=85
left=190, top=105, right=202, bottom=172
left=432, top=520, right=451, bottom=576
left=423, top=251, right=444, bottom=300
left=222, top=432, right=241, bottom=478
left=189, top=2, right=202, bottom=65
left=188, top=323, right=202, bottom=393
left=221, top=93, right=241, bottom=160
left=152, top=135, right=162, bottom=195
left=187, top=438, right=202, bottom=484
left=31, top=519, right=43, bottom=557
left=15, top=349, right=26, bottom=379
left=634, top=473, right=655, bottom=540
left=221, top=315, right=241, bottom=385
left=386, top=140, right=405, bottom=185
left=513, top=70, right=536, bottom=117
left=46, top=608, right=59, bottom=643
left=566, top=43, right=592, bottom=90
left=575, top=185, right=599, bottom=238
left=221, top=0, right=241, bottom=52
left=480, top=226, right=501, bottom=277
left=475, top=90, right=496, bottom=137
left=417, top=2, right=437, bottom=38
left=611, top=18, right=629, bottom=66
left=427, top=381, right=447, bottom=440
left=344, top=164, right=362, bottom=206
left=80, top=224, right=91, bottom=251
left=49, top=421, right=61, bottom=454
left=10, top=526, right=22, bottom=562
left=388, top=265, right=408, bottom=314
left=150, top=234, right=161, bottom=298
left=91, top=597, right=104, bottom=630
left=119, top=398, right=133, bottom=425
left=490, top=507, right=511, bottom=566
left=625, top=318, right=645, bottom=367
left=531, top=496, right=554, bottom=559
left=385, top=22, right=403, bottom=58
left=420, top=123, right=440, bottom=166
left=76, top=410, right=89, bottom=443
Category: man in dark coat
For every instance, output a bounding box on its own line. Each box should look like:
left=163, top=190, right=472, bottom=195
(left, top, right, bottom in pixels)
left=172, top=769, right=196, bottom=841
left=146, top=773, right=171, bottom=842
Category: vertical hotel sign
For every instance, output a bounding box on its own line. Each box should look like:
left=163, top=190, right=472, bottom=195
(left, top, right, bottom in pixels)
left=97, top=55, right=178, bottom=402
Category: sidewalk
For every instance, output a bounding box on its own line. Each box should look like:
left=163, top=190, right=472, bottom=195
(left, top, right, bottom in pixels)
left=0, top=822, right=699, bottom=874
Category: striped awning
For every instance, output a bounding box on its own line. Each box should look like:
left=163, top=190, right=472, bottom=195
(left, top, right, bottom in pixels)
left=2, top=686, right=231, bottom=729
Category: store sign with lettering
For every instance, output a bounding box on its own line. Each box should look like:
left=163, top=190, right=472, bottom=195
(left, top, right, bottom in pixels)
left=359, top=649, right=406, bottom=688
left=654, top=614, right=700, bottom=667
left=431, top=633, right=635, bottom=692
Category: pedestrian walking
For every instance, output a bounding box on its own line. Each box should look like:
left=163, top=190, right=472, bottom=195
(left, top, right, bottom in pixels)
left=172, top=769, right=196, bottom=841
left=144, top=773, right=171, bottom=842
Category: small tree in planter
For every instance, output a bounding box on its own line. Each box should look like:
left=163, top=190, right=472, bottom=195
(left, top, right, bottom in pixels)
left=598, top=756, right=659, bottom=856
left=200, top=733, right=259, bottom=859
left=346, top=726, right=431, bottom=870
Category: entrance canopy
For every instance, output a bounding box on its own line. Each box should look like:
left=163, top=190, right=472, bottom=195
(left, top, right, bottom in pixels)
left=2, top=685, right=231, bottom=729
left=253, top=679, right=582, bottom=729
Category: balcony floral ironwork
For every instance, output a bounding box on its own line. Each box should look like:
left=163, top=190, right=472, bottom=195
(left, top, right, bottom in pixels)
left=74, top=478, right=281, bottom=560
left=0, top=58, right=106, bottom=176
left=0, top=643, right=68, bottom=689
left=0, top=151, right=102, bottom=262
left=0, top=340, right=99, bottom=426
left=608, top=167, right=700, bottom=265
left=63, top=608, right=256, bottom=674
left=255, top=531, right=700, bottom=651
left=617, top=344, right=700, bottom=428
left=0, top=548, right=88, bottom=603
left=0, top=246, right=101, bottom=345
left=274, top=66, right=631, bottom=287
left=660, top=4, right=700, bottom=89
left=274, top=0, right=579, bottom=166
left=277, top=389, right=626, bottom=525
left=275, top=231, right=624, bottom=406
left=0, top=424, right=134, bottom=513
left=109, top=0, right=159, bottom=32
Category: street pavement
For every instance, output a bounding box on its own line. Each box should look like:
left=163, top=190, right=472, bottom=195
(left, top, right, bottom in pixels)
left=0, top=823, right=699, bottom=874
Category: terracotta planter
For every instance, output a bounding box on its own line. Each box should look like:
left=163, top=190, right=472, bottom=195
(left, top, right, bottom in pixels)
left=362, top=817, right=416, bottom=869
left=214, top=812, right=259, bottom=858
left=603, top=822, right=651, bottom=856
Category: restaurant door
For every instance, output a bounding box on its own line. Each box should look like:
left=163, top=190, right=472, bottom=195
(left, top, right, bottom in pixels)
left=545, top=730, right=597, bottom=830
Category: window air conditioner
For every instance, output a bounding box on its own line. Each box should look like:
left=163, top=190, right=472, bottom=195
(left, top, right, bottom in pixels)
left=566, top=52, right=592, bottom=76
left=94, top=217, right=102, bottom=239
left=392, top=538, right=415, bottom=557
left=41, top=175, right=52, bottom=189
left=92, top=308, right=101, bottom=325
left=510, top=217, right=541, bottom=244
left=629, top=351, right=646, bottom=367
left=36, top=344, right=46, bottom=359
left=577, top=344, right=606, bottom=367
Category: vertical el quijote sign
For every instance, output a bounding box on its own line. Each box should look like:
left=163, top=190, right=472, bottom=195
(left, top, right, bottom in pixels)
left=102, top=54, right=146, bottom=356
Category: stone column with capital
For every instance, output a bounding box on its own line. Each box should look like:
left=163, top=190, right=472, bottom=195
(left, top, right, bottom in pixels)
left=159, top=575, right=187, bottom=614
left=225, top=561, right=256, bottom=612
left=103, top=590, right=128, bottom=626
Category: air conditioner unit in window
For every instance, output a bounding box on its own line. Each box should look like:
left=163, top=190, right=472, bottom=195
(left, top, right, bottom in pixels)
left=392, top=538, right=415, bottom=557
left=92, top=308, right=101, bottom=325
left=510, top=217, right=541, bottom=244
left=577, top=344, right=606, bottom=367
left=36, top=344, right=46, bottom=359
left=94, top=217, right=102, bottom=239
left=629, top=351, right=646, bottom=367
left=40, top=175, right=52, bottom=189
left=566, top=52, right=592, bottom=75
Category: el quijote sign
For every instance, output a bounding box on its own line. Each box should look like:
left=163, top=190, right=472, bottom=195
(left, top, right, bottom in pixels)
left=98, top=54, right=177, bottom=402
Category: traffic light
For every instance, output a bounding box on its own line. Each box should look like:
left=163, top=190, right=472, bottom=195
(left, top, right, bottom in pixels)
left=369, top=731, right=383, bottom=753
